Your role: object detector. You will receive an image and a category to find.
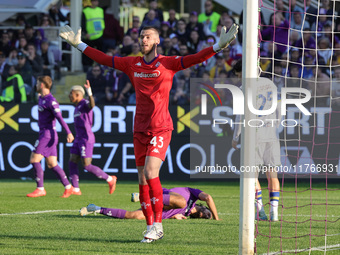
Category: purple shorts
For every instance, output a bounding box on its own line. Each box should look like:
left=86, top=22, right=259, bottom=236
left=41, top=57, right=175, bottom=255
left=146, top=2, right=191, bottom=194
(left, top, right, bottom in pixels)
left=70, top=139, right=94, bottom=158
left=33, top=129, right=58, bottom=157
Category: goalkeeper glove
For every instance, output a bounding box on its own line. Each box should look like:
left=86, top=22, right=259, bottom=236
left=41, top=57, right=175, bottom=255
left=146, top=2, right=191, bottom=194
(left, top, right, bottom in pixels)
left=213, top=24, right=239, bottom=53
left=59, top=25, right=88, bottom=52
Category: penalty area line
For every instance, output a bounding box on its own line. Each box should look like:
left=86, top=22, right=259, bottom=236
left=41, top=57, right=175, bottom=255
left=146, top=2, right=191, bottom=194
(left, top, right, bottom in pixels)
left=0, top=210, right=77, bottom=216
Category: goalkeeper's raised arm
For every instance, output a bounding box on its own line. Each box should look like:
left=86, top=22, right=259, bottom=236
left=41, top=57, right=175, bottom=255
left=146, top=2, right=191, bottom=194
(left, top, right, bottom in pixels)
left=59, top=23, right=238, bottom=58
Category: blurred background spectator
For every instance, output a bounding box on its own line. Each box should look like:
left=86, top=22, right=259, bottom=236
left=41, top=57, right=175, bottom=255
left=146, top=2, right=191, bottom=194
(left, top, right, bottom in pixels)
left=81, top=0, right=105, bottom=71
left=49, top=4, right=67, bottom=26
left=168, top=9, right=178, bottom=32
left=102, top=7, right=124, bottom=52
left=143, top=0, right=163, bottom=23
left=17, top=51, right=34, bottom=100
left=0, top=65, right=26, bottom=103
left=0, top=32, right=12, bottom=57
left=27, top=43, right=43, bottom=79
left=0, top=51, right=11, bottom=83
left=141, top=9, right=161, bottom=29
left=198, top=0, right=221, bottom=33
left=87, top=63, right=106, bottom=103
left=186, top=11, right=205, bottom=41
left=38, top=40, right=57, bottom=80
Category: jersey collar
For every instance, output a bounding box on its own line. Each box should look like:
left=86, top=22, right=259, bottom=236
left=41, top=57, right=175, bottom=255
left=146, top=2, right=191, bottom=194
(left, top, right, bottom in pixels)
left=143, top=54, right=159, bottom=65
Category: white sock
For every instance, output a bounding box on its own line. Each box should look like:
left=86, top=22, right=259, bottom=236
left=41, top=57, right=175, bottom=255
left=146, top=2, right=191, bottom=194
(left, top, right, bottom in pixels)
left=153, top=222, right=163, bottom=230
left=147, top=225, right=153, bottom=231
left=37, top=187, right=44, bottom=190
left=255, top=190, right=263, bottom=212
left=256, top=199, right=263, bottom=212
left=73, top=188, right=80, bottom=192
left=65, top=184, right=72, bottom=189
left=270, top=201, right=278, bottom=213
left=106, top=176, right=113, bottom=182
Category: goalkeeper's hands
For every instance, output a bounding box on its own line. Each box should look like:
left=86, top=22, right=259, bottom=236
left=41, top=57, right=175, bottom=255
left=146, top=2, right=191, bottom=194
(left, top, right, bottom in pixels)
left=213, top=24, right=239, bottom=53
left=59, top=25, right=88, bottom=52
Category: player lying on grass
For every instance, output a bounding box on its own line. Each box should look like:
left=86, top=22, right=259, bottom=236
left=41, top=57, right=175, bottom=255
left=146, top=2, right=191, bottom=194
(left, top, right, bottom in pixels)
left=68, top=80, right=117, bottom=195
left=80, top=187, right=220, bottom=221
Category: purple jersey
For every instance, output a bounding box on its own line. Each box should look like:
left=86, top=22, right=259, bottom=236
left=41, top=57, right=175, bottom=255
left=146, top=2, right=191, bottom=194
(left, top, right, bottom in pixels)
left=73, top=99, right=94, bottom=143
left=162, top=187, right=203, bottom=219
left=38, top=93, right=71, bottom=134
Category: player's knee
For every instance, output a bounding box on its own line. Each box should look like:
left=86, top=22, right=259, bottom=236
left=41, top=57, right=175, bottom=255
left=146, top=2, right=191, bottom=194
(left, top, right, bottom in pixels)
left=82, top=158, right=92, bottom=167
left=47, top=163, right=56, bottom=169
left=144, top=163, right=160, bottom=179
left=135, top=213, right=145, bottom=220
left=69, top=155, right=79, bottom=164
left=144, top=172, right=152, bottom=180
left=83, top=163, right=91, bottom=169
left=144, top=168, right=158, bottom=180
left=269, top=172, right=278, bottom=179
left=127, top=211, right=144, bottom=220
left=30, top=153, right=40, bottom=164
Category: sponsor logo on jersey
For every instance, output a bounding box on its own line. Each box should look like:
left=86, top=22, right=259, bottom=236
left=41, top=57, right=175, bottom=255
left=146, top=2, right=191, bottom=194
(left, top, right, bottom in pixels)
left=134, top=70, right=161, bottom=78
left=74, top=112, right=81, bottom=118
left=155, top=62, right=160, bottom=67
left=185, top=199, right=194, bottom=215
left=42, top=100, right=46, bottom=104
left=135, top=62, right=142, bottom=66
left=151, top=148, right=160, bottom=154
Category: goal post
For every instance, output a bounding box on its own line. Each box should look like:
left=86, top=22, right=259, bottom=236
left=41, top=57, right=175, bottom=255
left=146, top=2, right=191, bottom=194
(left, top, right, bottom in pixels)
left=238, top=0, right=259, bottom=254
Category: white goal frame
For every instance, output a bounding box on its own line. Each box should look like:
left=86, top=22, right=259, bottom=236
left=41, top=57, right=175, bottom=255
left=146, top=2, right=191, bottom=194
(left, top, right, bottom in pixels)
left=238, top=0, right=259, bottom=254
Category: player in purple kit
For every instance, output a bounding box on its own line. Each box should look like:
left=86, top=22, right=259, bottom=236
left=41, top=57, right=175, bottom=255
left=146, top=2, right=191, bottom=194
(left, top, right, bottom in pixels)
left=27, top=76, right=75, bottom=198
left=68, top=80, right=117, bottom=195
left=79, top=187, right=220, bottom=221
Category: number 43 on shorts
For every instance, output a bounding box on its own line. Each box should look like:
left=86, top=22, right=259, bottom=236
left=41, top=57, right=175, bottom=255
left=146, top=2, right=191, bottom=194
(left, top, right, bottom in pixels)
left=150, top=136, right=164, bottom=148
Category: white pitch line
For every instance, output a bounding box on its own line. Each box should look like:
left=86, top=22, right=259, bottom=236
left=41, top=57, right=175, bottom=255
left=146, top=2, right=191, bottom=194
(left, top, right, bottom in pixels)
left=0, top=210, right=77, bottom=216
left=264, top=244, right=340, bottom=255
left=1, top=211, right=339, bottom=219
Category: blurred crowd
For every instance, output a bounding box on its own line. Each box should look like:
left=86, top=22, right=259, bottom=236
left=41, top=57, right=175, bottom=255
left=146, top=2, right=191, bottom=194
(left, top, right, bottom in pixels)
left=81, top=0, right=238, bottom=106
left=260, top=0, right=340, bottom=107
left=1, top=0, right=340, bottom=106
left=0, top=3, right=69, bottom=103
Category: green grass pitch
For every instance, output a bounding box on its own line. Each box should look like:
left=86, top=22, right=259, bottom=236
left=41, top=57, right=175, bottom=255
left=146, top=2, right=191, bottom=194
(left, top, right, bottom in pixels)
left=0, top=180, right=339, bottom=254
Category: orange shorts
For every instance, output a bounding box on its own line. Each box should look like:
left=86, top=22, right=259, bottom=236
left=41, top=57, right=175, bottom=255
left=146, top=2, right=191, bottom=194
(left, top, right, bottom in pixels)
left=133, top=130, right=172, bottom=166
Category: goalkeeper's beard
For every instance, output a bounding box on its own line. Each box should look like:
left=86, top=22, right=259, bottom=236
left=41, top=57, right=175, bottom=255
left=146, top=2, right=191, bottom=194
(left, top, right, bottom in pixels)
left=141, top=43, right=157, bottom=56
